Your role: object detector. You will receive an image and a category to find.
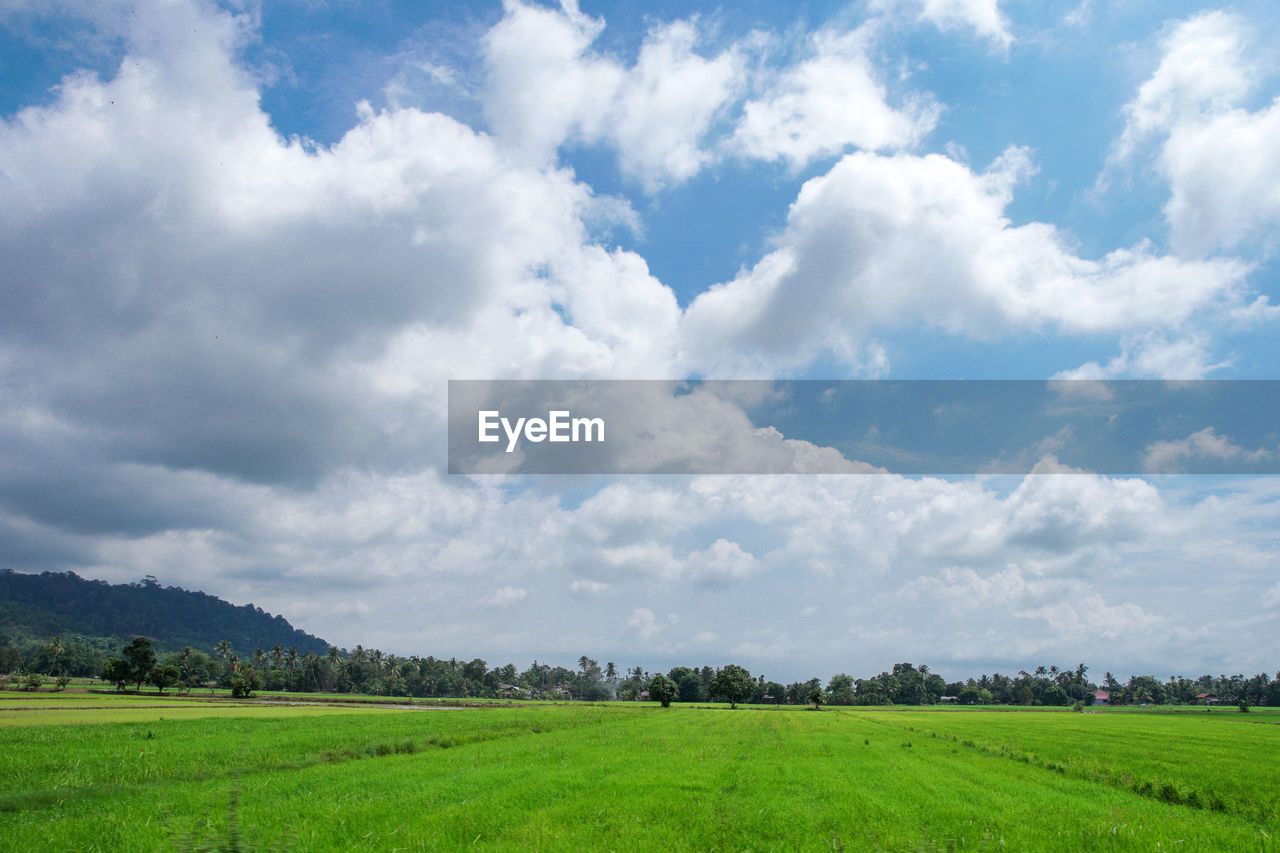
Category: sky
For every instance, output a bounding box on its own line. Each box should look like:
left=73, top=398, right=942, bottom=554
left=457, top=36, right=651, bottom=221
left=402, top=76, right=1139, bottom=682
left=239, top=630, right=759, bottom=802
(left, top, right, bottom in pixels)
left=1, top=0, right=1279, bottom=682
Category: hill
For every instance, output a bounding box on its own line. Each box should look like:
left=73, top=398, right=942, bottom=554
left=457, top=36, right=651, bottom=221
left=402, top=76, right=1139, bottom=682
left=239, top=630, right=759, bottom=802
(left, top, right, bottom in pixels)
left=0, top=569, right=330, bottom=659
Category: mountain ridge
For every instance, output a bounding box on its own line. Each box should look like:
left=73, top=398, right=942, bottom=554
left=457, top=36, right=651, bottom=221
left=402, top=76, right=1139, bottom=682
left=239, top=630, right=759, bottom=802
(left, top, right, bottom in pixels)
left=0, top=568, right=329, bottom=657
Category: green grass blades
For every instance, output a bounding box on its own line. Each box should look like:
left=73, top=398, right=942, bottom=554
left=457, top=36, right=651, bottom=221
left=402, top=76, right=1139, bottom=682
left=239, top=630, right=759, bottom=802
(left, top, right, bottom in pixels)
left=1, top=703, right=1276, bottom=851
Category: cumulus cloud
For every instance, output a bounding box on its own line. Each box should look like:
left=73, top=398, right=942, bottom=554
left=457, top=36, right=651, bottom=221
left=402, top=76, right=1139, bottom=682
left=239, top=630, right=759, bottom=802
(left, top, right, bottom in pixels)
left=1108, top=11, right=1280, bottom=256
left=685, top=539, right=761, bottom=587
left=0, top=0, right=691, bottom=500
left=679, top=147, right=1251, bottom=375
left=628, top=608, right=661, bottom=641
left=1143, top=428, right=1272, bottom=474
left=1053, top=331, right=1230, bottom=380
left=482, top=0, right=740, bottom=189
left=479, top=2, right=947, bottom=185
left=727, top=26, right=939, bottom=169
left=870, top=0, right=1013, bottom=49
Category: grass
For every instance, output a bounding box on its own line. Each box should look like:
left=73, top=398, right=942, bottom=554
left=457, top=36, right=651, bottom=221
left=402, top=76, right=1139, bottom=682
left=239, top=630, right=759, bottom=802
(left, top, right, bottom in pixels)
left=865, top=707, right=1280, bottom=823
left=1, top=695, right=1276, bottom=851
left=0, top=703, right=403, bottom=727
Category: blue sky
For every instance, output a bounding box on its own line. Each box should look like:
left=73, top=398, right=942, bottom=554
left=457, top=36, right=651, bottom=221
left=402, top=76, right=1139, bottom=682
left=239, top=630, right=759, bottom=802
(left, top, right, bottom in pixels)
left=1, top=0, right=1279, bottom=681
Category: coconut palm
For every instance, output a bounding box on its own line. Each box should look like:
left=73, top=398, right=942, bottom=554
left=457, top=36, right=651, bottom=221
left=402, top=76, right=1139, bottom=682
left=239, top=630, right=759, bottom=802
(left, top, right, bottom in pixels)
left=48, top=636, right=65, bottom=677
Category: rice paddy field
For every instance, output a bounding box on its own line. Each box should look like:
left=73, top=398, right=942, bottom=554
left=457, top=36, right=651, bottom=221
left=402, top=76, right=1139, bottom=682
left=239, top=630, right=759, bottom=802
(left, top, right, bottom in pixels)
left=2, top=687, right=1277, bottom=851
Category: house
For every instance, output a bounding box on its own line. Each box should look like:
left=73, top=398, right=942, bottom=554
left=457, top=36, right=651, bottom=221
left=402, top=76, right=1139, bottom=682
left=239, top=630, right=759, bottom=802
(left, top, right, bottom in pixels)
left=1195, top=692, right=1221, bottom=705
left=1092, top=690, right=1110, bottom=705
left=638, top=690, right=650, bottom=700
left=940, top=695, right=959, bottom=703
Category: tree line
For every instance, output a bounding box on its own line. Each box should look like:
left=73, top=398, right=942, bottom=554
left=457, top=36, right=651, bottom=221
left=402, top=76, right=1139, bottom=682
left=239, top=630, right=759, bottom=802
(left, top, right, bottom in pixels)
left=14, top=637, right=1270, bottom=709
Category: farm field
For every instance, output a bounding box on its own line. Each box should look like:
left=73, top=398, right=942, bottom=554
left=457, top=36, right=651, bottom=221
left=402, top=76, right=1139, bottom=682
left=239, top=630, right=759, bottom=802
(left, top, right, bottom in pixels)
left=1, top=694, right=1276, bottom=851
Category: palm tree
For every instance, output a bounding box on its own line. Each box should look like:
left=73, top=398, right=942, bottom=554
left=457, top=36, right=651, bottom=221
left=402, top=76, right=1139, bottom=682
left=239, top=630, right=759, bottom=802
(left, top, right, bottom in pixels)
left=271, top=645, right=284, bottom=669
left=253, top=649, right=265, bottom=668
left=1103, top=672, right=1120, bottom=694
left=216, top=640, right=231, bottom=669
left=286, top=647, right=299, bottom=673
left=48, top=636, right=65, bottom=677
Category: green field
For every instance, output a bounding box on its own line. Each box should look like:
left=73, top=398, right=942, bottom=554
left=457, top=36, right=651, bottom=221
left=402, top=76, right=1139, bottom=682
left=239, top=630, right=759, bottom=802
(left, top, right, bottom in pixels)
left=1, top=692, right=1276, bottom=851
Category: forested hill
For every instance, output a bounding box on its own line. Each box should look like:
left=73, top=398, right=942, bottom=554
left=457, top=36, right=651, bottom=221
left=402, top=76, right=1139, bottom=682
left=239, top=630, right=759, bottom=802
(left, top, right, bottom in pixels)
left=0, top=569, right=329, bottom=656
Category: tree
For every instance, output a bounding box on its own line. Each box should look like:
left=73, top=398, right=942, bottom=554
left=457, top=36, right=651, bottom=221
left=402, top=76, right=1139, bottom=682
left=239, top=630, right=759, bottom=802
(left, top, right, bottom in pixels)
left=808, top=687, right=824, bottom=710
left=669, top=666, right=703, bottom=703
left=103, top=658, right=132, bottom=691
left=122, top=637, right=156, bottom=693
left=48, top=636, right=65, bottom=677
left=150, top=663, right=180, bottom=694
left=710, top=664, right=754, bottom=709
left=648, top=673, right=678, bottom=708
left=825, top=673, right=855, bottom=706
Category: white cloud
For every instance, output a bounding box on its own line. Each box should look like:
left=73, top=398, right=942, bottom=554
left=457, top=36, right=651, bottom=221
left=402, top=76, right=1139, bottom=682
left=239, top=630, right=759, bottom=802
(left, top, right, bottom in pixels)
left=628, top=607, right=661, bottom=641
left=686, top=539, right=761, bottom=586
left=481, top=2, right=951, bottom=184
left=481, top=1, right=740, bottom=190
left=1143, top=428, right=1272, bottom=474
left=871, top=0, right=1013, bottom=49
left=1109, top=11, right=1280, bottom=256
left=899, top=562, right=1160, bottom=659
left=68, top=447, right=1280, bottom=676
left=1053, top=331, right=1229, bottom=380
left=485, top=585, right=530, bottom=608
left=728, top=26, right=939, bottom=169
left=680, top=148, right=1251, bottom=375
left=569, top=579, right=610, bottom=596
left=608, top=20, right=742, bottom=189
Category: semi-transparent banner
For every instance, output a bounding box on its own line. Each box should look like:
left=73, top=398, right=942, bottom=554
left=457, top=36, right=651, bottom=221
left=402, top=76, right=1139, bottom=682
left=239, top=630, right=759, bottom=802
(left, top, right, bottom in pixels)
left=448, top=380, right=1280, bottom=475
